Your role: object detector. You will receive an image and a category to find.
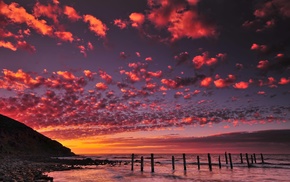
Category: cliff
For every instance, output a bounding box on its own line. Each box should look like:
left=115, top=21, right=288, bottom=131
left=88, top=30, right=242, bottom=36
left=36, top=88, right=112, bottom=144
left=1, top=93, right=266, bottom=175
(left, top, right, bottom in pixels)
left=0, top=114, right=75, bottom=157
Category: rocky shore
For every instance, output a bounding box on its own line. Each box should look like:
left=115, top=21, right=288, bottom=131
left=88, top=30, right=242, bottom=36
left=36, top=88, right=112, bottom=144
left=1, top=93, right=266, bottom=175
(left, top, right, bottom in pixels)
left=0, top=157, right=60, bottom=181
left=0, top=155, right=119, bottom=182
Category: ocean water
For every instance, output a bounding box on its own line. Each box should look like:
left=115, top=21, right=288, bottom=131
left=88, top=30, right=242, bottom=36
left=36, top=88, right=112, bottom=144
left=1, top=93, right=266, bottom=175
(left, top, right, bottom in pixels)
left=48, top=154, right=290, bottom=181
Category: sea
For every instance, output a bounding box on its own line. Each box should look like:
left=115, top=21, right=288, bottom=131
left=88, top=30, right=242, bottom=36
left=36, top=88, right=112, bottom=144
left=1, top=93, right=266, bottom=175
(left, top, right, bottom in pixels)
left=47, top=154, right=290, bottom=181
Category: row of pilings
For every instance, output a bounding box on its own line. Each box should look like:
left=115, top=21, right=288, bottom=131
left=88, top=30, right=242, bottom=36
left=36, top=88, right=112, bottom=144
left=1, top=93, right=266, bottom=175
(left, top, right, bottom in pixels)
left=131, top=152, right=265, bottom=172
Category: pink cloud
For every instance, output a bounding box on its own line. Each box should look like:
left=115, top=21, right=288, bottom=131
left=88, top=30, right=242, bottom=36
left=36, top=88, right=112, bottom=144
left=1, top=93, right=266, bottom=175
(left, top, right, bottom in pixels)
left=56, top=71, right=76, bottom=81
left=200, top=77, right=212, bottom=87
left=278, top=77, right=290, bottom=85
left=214, top=75, right=236, bottom=88
left=233, top=81, right=249, bottom=89
left=161, top=79, right=177, bottom=89
left=99, top=70, right=112, bottom=84
left=114, top=19, right=128, bottom=29
left=147, top=0, right=216, bottom=41
left=83, top=70, right=94, bottom=79
left=192, top=52, right=218, bottom=69
left=54, top=31, right=74, bottom=42
left=145, top=57, right=153, bottom=61
left=251, top=43, right=268, bottom=52
left=87, top=42, right=94, bottom=50
left=78, top=45, right=87, bottom=57
left=258, top=91, right=266, bottom=95
left=83, top=14, right=108, bottom=38
left=257, top=60, right=269, bottom=69
left=0, top=40, right=17, bottom=51
left=95, top=82, right=108, bottom=90
left=0, top=1, right=53, bottom=36
left=64, top=6, right=82, bottom=21
left=136, top=52, right=141, bottom=57
left=33, top=2, right=60, bottom=24
left=129, top=12, right=145, bottom=28
left=16, top=40, right=36, bottom=52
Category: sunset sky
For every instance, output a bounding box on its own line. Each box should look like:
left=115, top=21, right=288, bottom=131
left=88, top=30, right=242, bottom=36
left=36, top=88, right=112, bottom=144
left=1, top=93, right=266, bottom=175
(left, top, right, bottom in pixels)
left=1, top=0, right=290, bottom=154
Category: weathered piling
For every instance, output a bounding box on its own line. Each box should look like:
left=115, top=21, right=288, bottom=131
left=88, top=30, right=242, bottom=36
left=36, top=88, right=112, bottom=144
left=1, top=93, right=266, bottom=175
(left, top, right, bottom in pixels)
left=183, top=153, right=187, bottom=171
left=251, top=155, right=254, bottom=164
left=218, top=155, right=221, bottom=169
left=131, top=153, right=134, bottom=171
left=141, top=156, right=144, bottom=172
left=240, top=153, right=243, bottom=164
left=225, top=152, right=228, bottom=164
left=261, top=153, right=264, bottom=164
left=208, top=153, right=212, bottom=171
left=151, top=153, right=154, bottom=173
left=246, top=153, right=250, bottom=168
left=172, top=156, right=175, bottom=170
left=253, top=153, right=257, bottom=163
left=229, top=153, right=233, bottom=169
left=197, top=155, right=200, bottom=170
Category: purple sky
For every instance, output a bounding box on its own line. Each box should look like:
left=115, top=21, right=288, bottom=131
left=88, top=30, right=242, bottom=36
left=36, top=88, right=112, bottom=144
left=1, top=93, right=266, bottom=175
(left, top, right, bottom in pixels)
left=1, top=0, right=290, bottom=154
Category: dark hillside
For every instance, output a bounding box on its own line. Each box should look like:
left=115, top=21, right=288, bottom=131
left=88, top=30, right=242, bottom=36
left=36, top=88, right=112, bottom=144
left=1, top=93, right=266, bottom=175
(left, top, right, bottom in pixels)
left=0, top=114, right=74, bottom=157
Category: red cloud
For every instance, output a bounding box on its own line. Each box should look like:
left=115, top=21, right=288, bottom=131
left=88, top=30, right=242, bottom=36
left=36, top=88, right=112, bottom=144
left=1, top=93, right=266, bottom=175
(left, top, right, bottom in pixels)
left=0, top=40, right=17, bottom=51
left=147, top=71, right=162, bottom=78
left=257, top=60, right=269, bottom=69
left=251, top=43, right=268, bottom=52
left=200, top=77, right=212, bottom=87
left=233, top=81, right=249, bottom=89
left=87, top=42, right=94, bottom=50
left=2, top=69, right=42, bottom=89
left=83, top=70, right=94, bottom=79
left=114, top=19, right=128, bottom=29
left=129, top=12, right=145, bottom=28
left=192, top=52, right=218, bottom=69
left=214, top=75, right=236, bottom=88
left=125, top=72, right=141, bottom=82
left=33, top=2, right=60, bottom=24
left=278, top=77, right=290, bottom=85
left=161, top=79, right=177, bottom=88
left=78, top=45, right=87, bottom=57
left=0, top=2, right=53, bottom=36
left=258, top=91, right=266, bottom=95
left=54, top=31, right=74, bottom=42
left=95, top=82, right=108, bottom=90
left=56, top=71, right=76, bottom=80
left=16, top=40, right=36, bottom=52
left=64, top=6, right=82, bottom=21
left=147, top=0, right=216, bottom=41
left=83, top=14, right=108, bottom=38
left=145, top=57, right=153, bottom=61
left=99, top=70, right=112, bottom=84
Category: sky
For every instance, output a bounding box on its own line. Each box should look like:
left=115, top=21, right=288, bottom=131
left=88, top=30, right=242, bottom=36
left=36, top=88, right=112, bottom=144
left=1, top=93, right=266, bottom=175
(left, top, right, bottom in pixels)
left=1, top=0, right=290, bottom=154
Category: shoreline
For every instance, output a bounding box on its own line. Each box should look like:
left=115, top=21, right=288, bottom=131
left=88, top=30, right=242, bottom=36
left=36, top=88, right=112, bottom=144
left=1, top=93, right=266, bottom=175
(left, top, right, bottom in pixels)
left=0, top=155, right=117, bottom=181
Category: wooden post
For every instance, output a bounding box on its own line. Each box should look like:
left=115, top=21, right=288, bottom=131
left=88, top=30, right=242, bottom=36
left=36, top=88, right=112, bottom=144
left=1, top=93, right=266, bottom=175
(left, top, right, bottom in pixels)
left=261, top=153, right=264, bottom=164
left=208, top=153, right=212, bottom=171
left=151, top=153, right=154, bottom=173
left=172, top=156, right=175, bottom=170
left=251, top=155, right=254, bottom=164
left=225, top=152, right=228, bottom=164
left=141, top=156, right=144, bottom=172
left=253, top=153, right=257, bottom=163
left=218, top=155, right=221, bottom=169
left=240, top=153, right=243, bottom=164
left=246, top=153, right=250, bottom=168
left=183, top=153, right=187, bottom=171
left=131, top=153, right=134, bottom=171
left=229, top=153, right=233, bottom=169
left=197, top=155, right=200, bottom=170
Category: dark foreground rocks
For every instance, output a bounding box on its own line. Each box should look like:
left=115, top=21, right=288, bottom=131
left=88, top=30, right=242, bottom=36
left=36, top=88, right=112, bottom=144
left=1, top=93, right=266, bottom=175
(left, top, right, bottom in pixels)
left=0, top=156, right=120, bottom=182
